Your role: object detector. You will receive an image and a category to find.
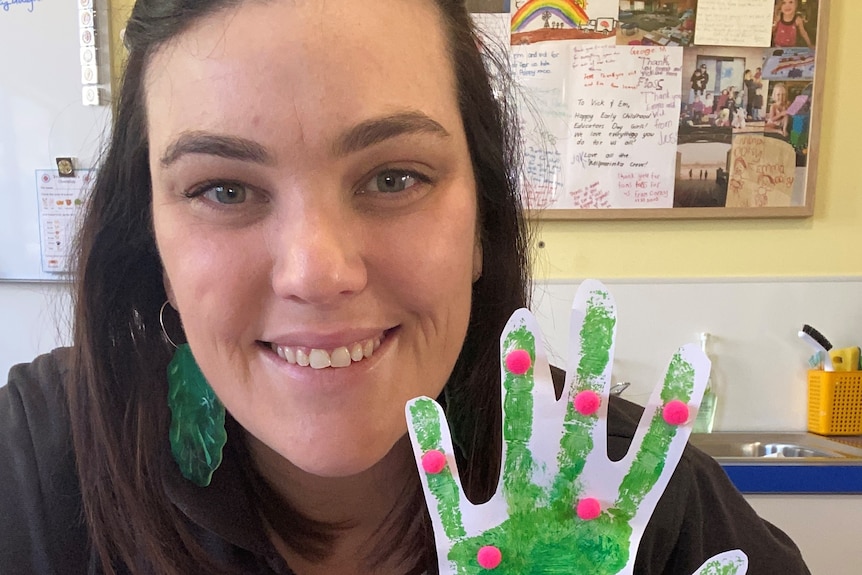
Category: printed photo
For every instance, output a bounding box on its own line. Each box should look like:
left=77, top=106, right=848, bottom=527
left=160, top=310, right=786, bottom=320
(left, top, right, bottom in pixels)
left=673, top=135, right=731, bottom=208
left=772, top=0, right=817, bottom=48
left=616, top=0, right=696, bottom=47
left=763, top=80, right=812, bottom=166
left=678, top=46, right=768, bottom=135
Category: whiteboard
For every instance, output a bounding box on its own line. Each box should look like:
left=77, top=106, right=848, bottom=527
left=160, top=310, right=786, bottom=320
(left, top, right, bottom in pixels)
left=0, top=0, right=112, bottom=281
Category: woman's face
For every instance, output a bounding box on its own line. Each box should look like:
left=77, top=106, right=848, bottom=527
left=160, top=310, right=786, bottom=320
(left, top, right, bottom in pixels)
left=147, top=0, right=481, bottom=477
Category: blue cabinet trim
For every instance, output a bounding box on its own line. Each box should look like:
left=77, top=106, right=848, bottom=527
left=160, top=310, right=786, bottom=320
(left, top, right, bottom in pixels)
left=720, top=464, right=862, bottom=493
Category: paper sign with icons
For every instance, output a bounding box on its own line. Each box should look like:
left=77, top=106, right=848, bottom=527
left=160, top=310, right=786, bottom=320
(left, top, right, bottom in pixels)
left=35, top=169, right=93, bottom=273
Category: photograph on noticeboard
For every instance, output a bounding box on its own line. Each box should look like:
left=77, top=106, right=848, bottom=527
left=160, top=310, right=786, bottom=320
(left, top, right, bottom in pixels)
left=679, top=46, right=773, bottom=135
left=763, top=79, right=813, bottom=158
left=772, top=0, right=818, bottom=49
left=674, top=43, right=812, bottom=209
left=673, top=133, right=731, bottom=208
left=616, top=0, right=696, bottom=47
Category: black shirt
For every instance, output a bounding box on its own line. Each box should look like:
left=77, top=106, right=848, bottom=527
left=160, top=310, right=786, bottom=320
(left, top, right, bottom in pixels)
left=0, top=350, right=811, bottom=574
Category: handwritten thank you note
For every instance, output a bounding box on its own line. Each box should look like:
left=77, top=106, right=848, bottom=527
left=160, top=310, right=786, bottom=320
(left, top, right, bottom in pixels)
left=695, top=0, right=773, bottom=47
left=566, top=45, right=683, bottom=209
left=513, top=44, right=570, bottom=209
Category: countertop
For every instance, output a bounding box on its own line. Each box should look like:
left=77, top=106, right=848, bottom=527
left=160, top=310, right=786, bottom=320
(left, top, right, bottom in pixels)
left=694, top=433, right=862, bottom=494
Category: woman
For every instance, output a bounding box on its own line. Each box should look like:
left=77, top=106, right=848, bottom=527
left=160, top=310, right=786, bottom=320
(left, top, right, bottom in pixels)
left=0, top=1, right=810, bottom=574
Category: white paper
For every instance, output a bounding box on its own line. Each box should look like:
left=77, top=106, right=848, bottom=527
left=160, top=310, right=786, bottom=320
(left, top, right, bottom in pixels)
left=516, top=45, right=683, bottom=209
left=694, top=0, right=774, bottom=47
left=566, top=45, right=683, bottom=208
left=36, top=169, right=91, bottom=273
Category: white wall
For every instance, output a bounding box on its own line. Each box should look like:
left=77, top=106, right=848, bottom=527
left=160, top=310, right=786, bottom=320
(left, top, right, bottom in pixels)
left=0, top=282, right=72, bottom=381
left=746, top=495, right=862, bottom=575
left=3, top=276, right=862, bottom=432
left=533, top=277, right=862, bottom=431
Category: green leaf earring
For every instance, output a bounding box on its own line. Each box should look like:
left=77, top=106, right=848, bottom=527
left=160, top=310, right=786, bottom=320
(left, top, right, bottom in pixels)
left=161, top=302, right=227, bottom=487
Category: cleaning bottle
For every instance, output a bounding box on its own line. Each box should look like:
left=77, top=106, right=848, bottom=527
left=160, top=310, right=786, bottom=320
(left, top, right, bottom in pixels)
left=693, top=332, right=718, bottom=433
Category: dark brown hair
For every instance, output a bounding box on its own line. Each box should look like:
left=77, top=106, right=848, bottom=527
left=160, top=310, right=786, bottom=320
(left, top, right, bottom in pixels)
left=68, top=0, right=529, bottom=573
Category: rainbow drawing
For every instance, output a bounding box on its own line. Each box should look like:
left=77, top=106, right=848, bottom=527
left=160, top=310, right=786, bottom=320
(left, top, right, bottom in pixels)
left=511, top=0, right=590, bottom=32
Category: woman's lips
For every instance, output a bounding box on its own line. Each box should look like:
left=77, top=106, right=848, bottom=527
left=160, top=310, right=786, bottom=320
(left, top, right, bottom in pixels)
left=267, top=333, right=385, bottom=369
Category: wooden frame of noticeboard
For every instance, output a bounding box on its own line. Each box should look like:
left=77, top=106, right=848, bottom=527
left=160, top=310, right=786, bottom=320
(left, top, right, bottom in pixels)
left=489, top=0, right=830, bottom=221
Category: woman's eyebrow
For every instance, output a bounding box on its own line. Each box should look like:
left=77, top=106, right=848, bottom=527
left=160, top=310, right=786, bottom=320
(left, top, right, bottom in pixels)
left=333, top=111, right=451, bottom=157
left=159, top=131, right=273, bottom=167
left=158, top=112, right=449, bottom=167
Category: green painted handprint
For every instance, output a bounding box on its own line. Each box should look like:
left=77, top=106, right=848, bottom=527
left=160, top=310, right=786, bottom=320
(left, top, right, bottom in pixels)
left=406, top=280, right=748, bottom=575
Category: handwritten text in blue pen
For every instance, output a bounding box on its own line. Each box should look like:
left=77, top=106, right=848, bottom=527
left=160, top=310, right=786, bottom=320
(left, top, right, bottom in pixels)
left=1, top=0, right=41, bottom=14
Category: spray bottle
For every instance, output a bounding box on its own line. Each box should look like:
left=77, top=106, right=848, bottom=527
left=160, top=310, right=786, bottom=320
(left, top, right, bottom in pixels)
left=693, top=332, right=718, bottom=433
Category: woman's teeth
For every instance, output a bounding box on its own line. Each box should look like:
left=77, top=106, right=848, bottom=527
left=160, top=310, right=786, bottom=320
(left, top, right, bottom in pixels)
left=271, top=336, right=382, bottom=369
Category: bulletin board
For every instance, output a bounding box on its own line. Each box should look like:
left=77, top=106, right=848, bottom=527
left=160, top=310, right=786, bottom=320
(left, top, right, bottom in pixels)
left=0, top=0, right=112, bottom=281
left=475, top=0, right=828, bottom=220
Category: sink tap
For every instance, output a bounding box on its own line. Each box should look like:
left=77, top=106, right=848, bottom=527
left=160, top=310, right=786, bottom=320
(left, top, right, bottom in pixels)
left=610, top=382, right=630, bottom=396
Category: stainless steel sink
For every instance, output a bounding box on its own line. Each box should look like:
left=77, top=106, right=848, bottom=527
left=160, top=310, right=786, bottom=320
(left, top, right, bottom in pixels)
left=689, top=432, right=862, bottom=464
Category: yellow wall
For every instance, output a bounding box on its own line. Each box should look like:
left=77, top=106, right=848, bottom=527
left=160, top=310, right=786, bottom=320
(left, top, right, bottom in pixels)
left=109, top=1, right=134, bottom=85
left=107, top=1, right=860, bottom=280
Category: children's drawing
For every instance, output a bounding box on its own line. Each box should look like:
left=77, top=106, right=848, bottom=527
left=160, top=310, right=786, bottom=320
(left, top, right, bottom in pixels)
left=510, top=0, right=619, bottom=45
left=762, top=48, right=815, bottom=80
left=727, top=134, right=797, bottom=208
left=406, top=279, right=747, bottom=574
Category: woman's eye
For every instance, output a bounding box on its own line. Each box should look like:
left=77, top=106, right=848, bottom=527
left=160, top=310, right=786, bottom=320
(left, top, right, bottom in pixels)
left=201, top=183, right=248, bottom=204
left=365, top=170, right=421, bottom=194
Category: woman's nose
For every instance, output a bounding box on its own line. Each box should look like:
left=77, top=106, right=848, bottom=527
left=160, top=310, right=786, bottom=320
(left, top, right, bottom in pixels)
left=269, top=203, right=368, bottom=305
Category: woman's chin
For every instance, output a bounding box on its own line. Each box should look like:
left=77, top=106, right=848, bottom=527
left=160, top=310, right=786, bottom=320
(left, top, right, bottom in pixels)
left=281, top=433, right=410, bottom=479
left=294, top=453, right=381, bottom=478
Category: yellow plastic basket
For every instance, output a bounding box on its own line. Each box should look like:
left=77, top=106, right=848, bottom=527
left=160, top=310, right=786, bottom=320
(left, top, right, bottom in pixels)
left=807, top=370, right=862, bottom=435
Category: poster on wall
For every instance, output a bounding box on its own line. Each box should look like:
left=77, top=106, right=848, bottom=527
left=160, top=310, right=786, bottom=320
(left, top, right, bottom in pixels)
left=35, top=170, right=92, bottom=274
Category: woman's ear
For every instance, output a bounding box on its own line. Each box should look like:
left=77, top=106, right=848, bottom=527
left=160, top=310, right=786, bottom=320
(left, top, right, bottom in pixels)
left=163, top=270, right=177, bottom=308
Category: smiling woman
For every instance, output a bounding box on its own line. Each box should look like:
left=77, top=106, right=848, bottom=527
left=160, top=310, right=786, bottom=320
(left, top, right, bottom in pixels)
left=0, top=0, right=813, bottom=574
left=148, top=0, right=482, bottom=494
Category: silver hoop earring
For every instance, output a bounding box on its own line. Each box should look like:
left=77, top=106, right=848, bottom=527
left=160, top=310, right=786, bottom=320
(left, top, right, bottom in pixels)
left=159, top=300, right=180, bottom=348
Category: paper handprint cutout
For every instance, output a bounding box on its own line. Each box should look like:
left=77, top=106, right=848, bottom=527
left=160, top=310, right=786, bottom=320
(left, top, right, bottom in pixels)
left=406, top=279, right=748, bottom=575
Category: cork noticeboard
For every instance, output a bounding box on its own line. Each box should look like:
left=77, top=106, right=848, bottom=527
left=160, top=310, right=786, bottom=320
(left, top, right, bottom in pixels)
left=472, top=0, right=828, bottom=220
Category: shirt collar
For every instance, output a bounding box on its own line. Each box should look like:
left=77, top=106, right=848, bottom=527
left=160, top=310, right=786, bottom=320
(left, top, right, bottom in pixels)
left=161, top=424, right=274, bottom=557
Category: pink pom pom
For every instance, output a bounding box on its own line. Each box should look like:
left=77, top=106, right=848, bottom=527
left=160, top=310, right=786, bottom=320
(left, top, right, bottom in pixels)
left=576, top=497, right=602, bottom=520
left=573, top=390, right=601, bottom=416
left=505, top=349, right=531, bottom=375
left=421, top=450, right=447, bottom=474
left=662, top=400, right=690, bottom=426
left=477, top=545, right=502, bottom=569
